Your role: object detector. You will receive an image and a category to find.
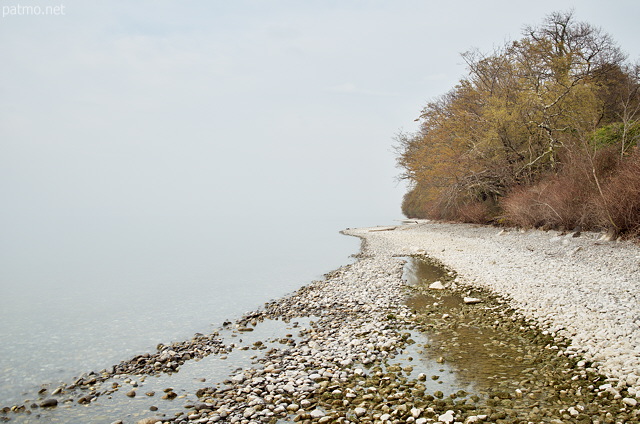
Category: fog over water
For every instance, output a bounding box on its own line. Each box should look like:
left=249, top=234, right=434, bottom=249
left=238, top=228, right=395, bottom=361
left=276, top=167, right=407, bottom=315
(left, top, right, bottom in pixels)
left=0, top=217, right=362, bottom=403
left=1, top=0, right=638, bottom=407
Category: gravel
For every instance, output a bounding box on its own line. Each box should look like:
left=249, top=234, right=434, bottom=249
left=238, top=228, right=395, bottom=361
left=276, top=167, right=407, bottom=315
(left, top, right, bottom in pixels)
left=346, top=221, right=640, bottom=393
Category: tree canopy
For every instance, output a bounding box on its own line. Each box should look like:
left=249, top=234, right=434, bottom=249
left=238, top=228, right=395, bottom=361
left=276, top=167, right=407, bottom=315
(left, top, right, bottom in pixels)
left=396, top=11, right=640, bottom=236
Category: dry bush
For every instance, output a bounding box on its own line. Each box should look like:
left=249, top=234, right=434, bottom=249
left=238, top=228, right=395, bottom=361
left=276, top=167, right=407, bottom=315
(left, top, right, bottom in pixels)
left=457, top=200, right=494, bottom=224
left=501, top=146, right=628, bottom=231
left=596, top=149, right=640, bottom=237
left=500, top=185, right=548, bottom=228
left=502, top=167, right=597, bottom=230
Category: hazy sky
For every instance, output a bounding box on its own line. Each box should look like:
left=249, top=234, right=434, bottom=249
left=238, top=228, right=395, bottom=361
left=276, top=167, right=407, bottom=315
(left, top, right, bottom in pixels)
left=2, top=1, right=639, bottom=227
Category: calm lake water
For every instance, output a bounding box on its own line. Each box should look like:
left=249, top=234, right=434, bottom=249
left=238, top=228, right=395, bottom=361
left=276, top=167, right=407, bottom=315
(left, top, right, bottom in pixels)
left=0, top=216, right=368, bottom=406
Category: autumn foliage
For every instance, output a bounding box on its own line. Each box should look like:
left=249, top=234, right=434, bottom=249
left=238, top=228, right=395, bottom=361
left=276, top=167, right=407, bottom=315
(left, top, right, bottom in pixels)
left=395, top=11, right=640, bottom=237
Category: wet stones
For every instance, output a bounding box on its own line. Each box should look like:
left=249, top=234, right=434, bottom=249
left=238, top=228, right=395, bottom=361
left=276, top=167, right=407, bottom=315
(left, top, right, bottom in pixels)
left=7, top=224, right=640, bottom=423
left=429, top=281, right=446, bottom=290
left=39, top=398, right=58, bottom=408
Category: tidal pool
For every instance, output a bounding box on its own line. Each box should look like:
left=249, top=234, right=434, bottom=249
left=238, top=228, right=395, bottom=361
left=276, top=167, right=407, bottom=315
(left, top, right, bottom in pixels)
left=402, top=256, right=550, bottom=392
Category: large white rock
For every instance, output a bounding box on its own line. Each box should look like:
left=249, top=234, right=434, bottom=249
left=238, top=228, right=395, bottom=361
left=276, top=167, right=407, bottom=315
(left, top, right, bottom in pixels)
left=310, top=409, right=325, bottom=419
left=429, top=281, right=445, bottom=290
left=354, top=407, right=367, bottom=417
left=438, top=410, right=455, bottom=424
left=463, top=297, right=482, bottom=305
left=231, top=374, right=245, bottom=383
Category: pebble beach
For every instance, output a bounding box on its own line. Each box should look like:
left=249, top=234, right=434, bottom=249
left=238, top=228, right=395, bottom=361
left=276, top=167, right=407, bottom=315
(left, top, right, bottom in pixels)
left=359, top=221, right=640, bottom=390
left=4, top=221, right=640, bottom=424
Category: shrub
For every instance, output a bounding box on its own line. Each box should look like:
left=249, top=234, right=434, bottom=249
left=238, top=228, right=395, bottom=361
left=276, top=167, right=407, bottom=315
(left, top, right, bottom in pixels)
left=502, top=171, right=596, bottom=230
left=596, top=149, right=640, bottom=237
left=456, top=200, right=495, bottom=224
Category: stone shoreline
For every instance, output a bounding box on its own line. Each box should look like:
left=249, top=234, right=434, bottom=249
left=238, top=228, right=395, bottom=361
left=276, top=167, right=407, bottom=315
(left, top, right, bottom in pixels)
left=353, top=221, right=640, bottom=394
left=3, top=221, right=640, bottom=424
left=151, top=222, right=640, bottom=423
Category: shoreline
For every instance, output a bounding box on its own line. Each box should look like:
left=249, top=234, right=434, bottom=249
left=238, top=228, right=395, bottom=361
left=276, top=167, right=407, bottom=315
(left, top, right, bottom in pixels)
left=350, top=221, right=640, bottom=393
left=4, top=221, right=640, bottom=423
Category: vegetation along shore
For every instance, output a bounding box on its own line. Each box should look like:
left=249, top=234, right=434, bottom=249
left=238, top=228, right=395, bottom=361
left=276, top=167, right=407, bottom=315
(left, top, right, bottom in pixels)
left=395, top=11, right=640, bottom=239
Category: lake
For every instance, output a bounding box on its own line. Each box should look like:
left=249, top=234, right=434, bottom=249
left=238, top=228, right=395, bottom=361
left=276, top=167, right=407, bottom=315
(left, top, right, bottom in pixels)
left=0, top=215, right=371, bottom=407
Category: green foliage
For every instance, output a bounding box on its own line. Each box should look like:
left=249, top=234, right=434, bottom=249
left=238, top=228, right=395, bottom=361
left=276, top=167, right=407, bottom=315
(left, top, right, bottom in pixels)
left=592, top=122, right=640, bottom=150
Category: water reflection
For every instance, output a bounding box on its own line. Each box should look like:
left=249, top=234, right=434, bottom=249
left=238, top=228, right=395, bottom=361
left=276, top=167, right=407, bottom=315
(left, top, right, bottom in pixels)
left=5, top=318, right=312, bottom=424
left=402, top=256, right=535, bottom=393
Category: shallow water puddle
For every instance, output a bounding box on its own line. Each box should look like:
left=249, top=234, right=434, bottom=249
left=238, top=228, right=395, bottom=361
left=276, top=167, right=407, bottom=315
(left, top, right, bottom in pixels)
left=5, top=318, right=312, bottom=424
left=402, top=256, right=532, bottom=393
left=385, top=330, right=474, bottom=395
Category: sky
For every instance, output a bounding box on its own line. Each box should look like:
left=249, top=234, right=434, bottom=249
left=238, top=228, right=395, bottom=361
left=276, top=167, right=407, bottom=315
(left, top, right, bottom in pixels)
left=1, top=0, right=639, bottom=229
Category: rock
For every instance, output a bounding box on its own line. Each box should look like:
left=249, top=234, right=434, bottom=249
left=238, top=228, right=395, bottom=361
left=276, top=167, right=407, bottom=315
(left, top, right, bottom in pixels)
left=429, top=281, right=445, bottom=290
left=416, top=419, right=428, bottom=424
left=599, top=230, right=616, bottom=241
left=310, top=409, right=325, bottom=419
left=623, top=397, right=638, bottom=407
left=231, top=374, right=245, bottom=383
left=126, top=390, right=136, bottom=398
left=411, top=407, right=422, bottom=418
left=136, top=419, right=161, bottom=424
left=438, top=410, right=455, bottom=424
left=162, top=391, right=177, bottom=400
left=463, top=297, right=482, bottom=305
left=39, top=399, right=58, bottom=408
left=354, top=407, right=367, bottom=417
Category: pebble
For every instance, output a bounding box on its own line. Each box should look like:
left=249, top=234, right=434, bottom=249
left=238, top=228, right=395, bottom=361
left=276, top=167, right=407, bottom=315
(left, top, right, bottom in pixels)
left=310, top=409, right=325, bottom=418
left=39, top=398, right=58, bottom=408
left=438, top=410, right=455, bottom=423
left=429, top=281, right=446, bottom=290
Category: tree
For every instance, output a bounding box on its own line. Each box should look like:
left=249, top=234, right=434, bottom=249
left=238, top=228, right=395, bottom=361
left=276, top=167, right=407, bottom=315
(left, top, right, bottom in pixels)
left=395, top=11, right=637, bottom=230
